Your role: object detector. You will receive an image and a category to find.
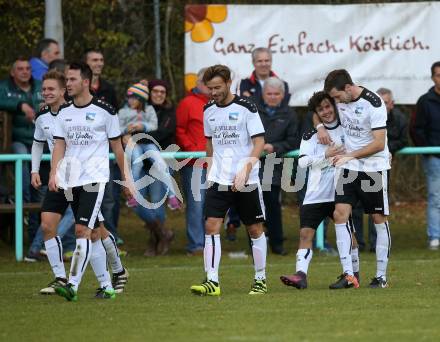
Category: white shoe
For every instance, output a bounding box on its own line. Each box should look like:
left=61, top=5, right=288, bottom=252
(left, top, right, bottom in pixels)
left=40, top=278, right=67, bottom=295
left=429, top=239, right=439, bottom=250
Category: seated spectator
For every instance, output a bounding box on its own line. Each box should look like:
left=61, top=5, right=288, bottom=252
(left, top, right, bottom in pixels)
left=30, top=38, right=60, bottom=80
left=0, top=57, right=44, bottom=244
left=257, top=77, right=301, bottom=255
left=175, top=68, right=210, bottom=256
left=240, top=47, right=290, bottom=107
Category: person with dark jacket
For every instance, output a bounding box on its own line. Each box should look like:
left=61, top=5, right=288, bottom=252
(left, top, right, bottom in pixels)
left=239, top=47, right=290, bottom=108
left=258, top=77, right=301, bottom=255
left=176, top=69, right=210, bottom=255
left=0, top=57, right=44, bottom=243
left=410, top=61, right=440, bottom=250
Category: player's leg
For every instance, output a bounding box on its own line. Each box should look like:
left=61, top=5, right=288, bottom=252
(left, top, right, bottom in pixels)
left=238, top=183, right=267, bottom=295
left=348, top=215, right=361, bottom=284
left=55, top=183, right=105, bottom=301
left=190, top=183, right=230, bottom=296
left=100, top=222, right=129, bottom=293
left=360, top=171, right=390, bottom=288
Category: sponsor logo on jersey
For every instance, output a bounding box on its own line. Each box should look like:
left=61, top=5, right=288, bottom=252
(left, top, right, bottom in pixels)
left=355, top=106, right=363, bottom=115
left=229, top=112, right=239, bottom=121
left=65, top=118, right=72, bottom=122
left=86, top=112, right=96, bottom=121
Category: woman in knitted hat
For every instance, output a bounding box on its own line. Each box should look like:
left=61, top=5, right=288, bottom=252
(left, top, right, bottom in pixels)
left=118, top=81, right=178, bottom=256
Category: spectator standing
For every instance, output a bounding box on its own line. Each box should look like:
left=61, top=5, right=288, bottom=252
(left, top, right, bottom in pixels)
left=410, top=61, right=440, bottom=250
left=176, top=69, right=210, bottom=255
left=257, top=77, right=300, bottom=255
left=239, top=47, right=290, bottom=107
left=0, top=58, right=43, bottom=243
left=30, top=39, right=60, bottom=80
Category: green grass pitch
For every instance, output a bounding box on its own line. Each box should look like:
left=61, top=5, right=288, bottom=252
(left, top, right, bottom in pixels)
left=1, top=203, right=440, bottom=341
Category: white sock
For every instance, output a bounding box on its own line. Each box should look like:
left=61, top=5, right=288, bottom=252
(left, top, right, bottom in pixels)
left=102, top=233, right=124, bottom=274
left=251, top=233, right=267, bottom=281
left=375, top=222, right=391, bottom=280
left=204, top=234, right=221, bottom=283
left=68, top=239, right=92, bottom=291
left=44, top=236, right=66, bottom=280
left=89, top=240, right=113, bottom=289
left=296, top=248, right=313, bottom=274
left=335, top=223, right=354, bottom=276
left=351, top=248, right=360, bottom=273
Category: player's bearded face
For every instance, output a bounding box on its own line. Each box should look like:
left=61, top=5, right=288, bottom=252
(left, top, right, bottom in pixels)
left=206, top=76, right=229, bottom=104
left=329, top=87, right=351, bottom=104
left=66, top=69, right=88, bottom=97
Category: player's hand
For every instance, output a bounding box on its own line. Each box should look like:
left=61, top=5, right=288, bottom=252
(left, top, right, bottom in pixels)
left=48, top=173, right=58, bottom=192
left=317, top=126, right=332, bottom=145
left=325, top=143, right=345, bottom=158
left=31, top=172, right=42, bottom=189
left=232, top=167, right=250, bottom=192
left=332, top=154, right=354, bottom=167
left=21, top=103, right=36, bottom=122
left=263, top=143, right=274, bottom=154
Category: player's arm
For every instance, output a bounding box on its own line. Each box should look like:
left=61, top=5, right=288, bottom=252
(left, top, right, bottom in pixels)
left=110, top=138, right=133, bottom=198
left=298, top=138, right=344, bottom=169
left=205, top=137, right=213, bottom=176
left=232, top=135, right=265, bottom=191
left=312, top=112, right=332, bottom=145
left=31, top=141, right=45, bottom=188
left=49, top=138, right=66, bottom=191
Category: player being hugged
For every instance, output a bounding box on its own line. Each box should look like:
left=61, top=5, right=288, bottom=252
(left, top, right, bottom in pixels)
left=49, top=62, right=132, bottom=301
left=190, top=65, right=268, bottom=296
left=280, top=91, right=360, bottom=290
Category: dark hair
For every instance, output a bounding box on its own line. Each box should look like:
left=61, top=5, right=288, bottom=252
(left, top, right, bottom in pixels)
left=83, top=48, right=103, bottom=61
left=202, top=64, right=231, bottom=84
left=48, top=59, right=68, bottom=73
left=43, top=69, right=66, bottom=88
left=36, top=38, right=58, bottom=57
left=308, top=91, right=336, bottom=113
left=324, top=69, right=353, bottom=93
left=431, top=61, right=440, bottom=76
left=68, top=61, right=93, bottom=83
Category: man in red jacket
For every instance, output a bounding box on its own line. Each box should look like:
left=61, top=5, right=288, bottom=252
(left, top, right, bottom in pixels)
left=176, top=68, right=210, bottom=255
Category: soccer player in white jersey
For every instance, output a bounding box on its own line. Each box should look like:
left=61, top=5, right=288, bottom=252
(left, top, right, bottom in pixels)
left=31, top=70, right=129, bottom=297
left=280, top=91, right=360, bottom=290
left=48, top=62, right=131, bottom=301
left=322, top=69, right=391, bottom=288
left=190, top=65, right=267, bottom=296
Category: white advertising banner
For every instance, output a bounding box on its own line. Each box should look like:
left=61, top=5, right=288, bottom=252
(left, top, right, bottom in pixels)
left=184, top=2, right=440, bottom=105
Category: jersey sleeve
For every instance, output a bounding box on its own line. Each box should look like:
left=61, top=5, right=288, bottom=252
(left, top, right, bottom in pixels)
left=53, top=115, right=65, bottom=140
left=203, top=111, right=213, bottom=138
left=246, top=109, right=265, bottom=138
left=33, top=117, right=46, bottom=143
left=370, top=104, right=387, bottom=130
left=106, top=112, right=122, bottom=140
left=298, top=136, right=329, bottom=169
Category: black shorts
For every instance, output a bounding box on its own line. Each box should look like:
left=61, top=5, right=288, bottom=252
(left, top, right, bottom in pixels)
left=42, top=183, right=106, bottom=229
left=300, top=202, right=335, bottom=230
left=300, top=202, right=356, bottom=233
left=335, top=169, right=389, bottom=215
left=204, top=182, right=265, bottom=226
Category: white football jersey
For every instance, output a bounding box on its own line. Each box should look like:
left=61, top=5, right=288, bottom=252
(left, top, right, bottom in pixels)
left=204, top=96, right=265, bottom=185
left=337, top=88, right=390, bottom=172
left=34, top=105, right=58, bottom=152
left=53, top=97, right=120, bottom=188
left=299, top=123, right=344, bottom=205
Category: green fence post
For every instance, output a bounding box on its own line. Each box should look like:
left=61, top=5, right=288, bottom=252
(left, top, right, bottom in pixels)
left=316, top=221, right=324, bottom=250
left=15, top=158, right=23, bottom=261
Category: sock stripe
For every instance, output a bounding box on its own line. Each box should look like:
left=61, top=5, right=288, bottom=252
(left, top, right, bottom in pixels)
left=211, top=235, right=215, bottom=269
left=55, top=236, right=63, bottom=263
left=345, top=222, right=353, bottom=254
left=108, top=233, right=120, bottom=258
left=385, top=221, right=391, bottom=258
left=304, top=248, right=310, bottom=259
left=81, top=240, right=90, bottom=273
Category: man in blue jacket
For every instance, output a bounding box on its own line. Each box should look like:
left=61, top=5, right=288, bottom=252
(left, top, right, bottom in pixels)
left=29, top=39, right=60, bottom=81
left=411, top=61, right=440, bottom=250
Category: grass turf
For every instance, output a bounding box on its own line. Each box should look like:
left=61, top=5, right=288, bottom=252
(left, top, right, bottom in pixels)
left=1, top=203, right=440, bottom=341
